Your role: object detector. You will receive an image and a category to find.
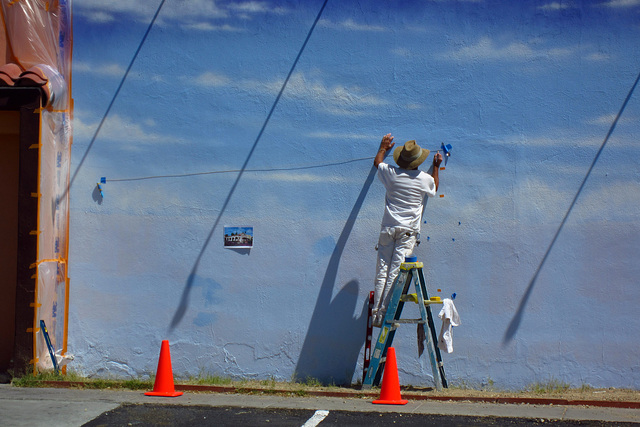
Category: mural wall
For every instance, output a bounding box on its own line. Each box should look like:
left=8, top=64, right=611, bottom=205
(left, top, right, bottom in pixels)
left=68, top=0, right=640, bottom=389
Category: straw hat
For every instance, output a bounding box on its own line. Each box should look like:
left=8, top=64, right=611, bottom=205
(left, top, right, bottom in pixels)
left=393, top=140, right=429, bottom=169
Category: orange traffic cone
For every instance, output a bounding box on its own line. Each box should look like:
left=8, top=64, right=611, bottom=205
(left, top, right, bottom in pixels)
left=145, top=340, right=184, bottom=397
left=372, top=347, right=408, bottom=405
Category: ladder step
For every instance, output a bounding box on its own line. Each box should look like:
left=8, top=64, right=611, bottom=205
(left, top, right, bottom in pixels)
left=399, top=295, right=443, bottom=306
left=390, top=319, right=425, bottom=324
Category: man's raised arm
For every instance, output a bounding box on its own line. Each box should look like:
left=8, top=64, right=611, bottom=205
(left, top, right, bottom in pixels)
left=431, top=152, right=443, bottom=191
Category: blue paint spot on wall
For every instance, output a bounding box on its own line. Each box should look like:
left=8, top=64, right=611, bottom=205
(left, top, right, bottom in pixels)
left=193, top=312, right=216, bottom=327
left=190, top=275, right=222, bottom=306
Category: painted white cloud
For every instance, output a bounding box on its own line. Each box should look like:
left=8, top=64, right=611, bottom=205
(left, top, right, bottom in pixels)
left=282, top=73, right=386, bottom=105
left=500, top=127, right=637, bottom=151
left=253, top=171, right=349, bottom=183
left=279, top=72, right=389, bottom=116
left=192, top=70, right=389, bottom=115
left=184, top=22, right=245, bottom=32
left=600, top=0, right=640, bottom=7
left=318, top=18, right=386, bottom=32
left=306, top=131, right=372, bottom=140
left=73, top=61, right=164, bottom=82
left=513, top=175, right=640, bottom=225
left=73, top=113, right=179, bottom=148
left=443, top=36, right=574, bottom=62
left=228, top=1, right=272, bottom=13
left=586, top=113, right=635, bottom=126
left=73, top=61, right=125, bottom=77
left=74, top=0, right=287, bottom=27
left=83, top=11, right=116, bottom=24
left=74, top=0, right=172, bottom=23
left=535, top=0, right=640, bottom=10
left=509, top=134, right=602, bottom=148
left=445, top=169, right=612, bottom=229
left=194, top=71, right=232, bottom=87
left=578, top=181, right=640, bottom=220
left=227, top=1, right=288, bottom=15
left=538, top=2, right=576, bottom=10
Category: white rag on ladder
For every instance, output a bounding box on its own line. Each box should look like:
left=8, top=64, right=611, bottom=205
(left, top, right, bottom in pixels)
left=438, top=298, right=460, bottom=353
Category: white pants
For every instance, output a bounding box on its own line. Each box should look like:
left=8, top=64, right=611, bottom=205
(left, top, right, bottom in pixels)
left=372, top=226, right=417, bottom=326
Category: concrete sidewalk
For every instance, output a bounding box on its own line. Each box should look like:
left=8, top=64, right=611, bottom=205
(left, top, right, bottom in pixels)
left=1, top=384, right=639, bottom=426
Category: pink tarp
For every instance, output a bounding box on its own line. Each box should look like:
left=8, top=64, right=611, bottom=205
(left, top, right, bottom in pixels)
left=1, top=0, right=73, bottom=372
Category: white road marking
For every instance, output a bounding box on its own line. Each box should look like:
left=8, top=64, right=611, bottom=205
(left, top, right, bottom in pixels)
left=301, top=409, right=330, bottom=427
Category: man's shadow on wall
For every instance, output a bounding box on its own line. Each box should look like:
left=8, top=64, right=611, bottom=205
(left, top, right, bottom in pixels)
left=293, top=166, right=377, bottom=385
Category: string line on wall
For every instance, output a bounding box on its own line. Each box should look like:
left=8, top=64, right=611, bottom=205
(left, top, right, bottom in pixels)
left=101, top=143, right=452, bottom=183
left=104, top=156, right=376, bottom=183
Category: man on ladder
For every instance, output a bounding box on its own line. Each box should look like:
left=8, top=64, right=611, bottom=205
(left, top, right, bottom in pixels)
left=372, top=133, right=442, bottom=328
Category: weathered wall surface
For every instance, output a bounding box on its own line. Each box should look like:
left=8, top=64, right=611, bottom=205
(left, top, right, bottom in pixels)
left=68, top=0, right=640, bottom=389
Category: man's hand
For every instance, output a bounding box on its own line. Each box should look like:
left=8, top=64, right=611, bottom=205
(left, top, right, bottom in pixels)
left=433, top=152, right=443, bottom=168
left=380, top=133, right=395, bottom=152
left=374, top=133, right=395, bottom=168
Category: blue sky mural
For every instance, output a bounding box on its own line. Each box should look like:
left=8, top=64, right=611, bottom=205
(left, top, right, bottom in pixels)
left=72, top=0, right=639, bottom=217
left=68, top=1, right=640, bottom=388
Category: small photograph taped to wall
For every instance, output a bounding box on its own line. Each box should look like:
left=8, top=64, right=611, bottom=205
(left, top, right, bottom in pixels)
left=224, top=226, right=254, bottom=248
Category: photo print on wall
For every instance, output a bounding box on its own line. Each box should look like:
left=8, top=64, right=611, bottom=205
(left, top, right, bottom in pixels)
left=223, top=226, right=254, bottom=249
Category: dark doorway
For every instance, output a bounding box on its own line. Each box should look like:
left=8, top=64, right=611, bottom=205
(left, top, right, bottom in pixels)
left=0, top=87, right=41, bottom=379
left=0, top=109, right=19, bottom=378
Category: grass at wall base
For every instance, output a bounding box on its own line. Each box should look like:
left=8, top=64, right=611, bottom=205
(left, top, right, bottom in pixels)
left=8, top=371, right=639, bottom=403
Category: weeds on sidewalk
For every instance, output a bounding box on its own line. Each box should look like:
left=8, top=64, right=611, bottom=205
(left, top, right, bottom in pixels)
left=9, top=371, right=638, bottom=402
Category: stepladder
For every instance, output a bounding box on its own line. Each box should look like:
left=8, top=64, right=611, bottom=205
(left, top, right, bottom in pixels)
left=362, top=257, right=447, bottom=390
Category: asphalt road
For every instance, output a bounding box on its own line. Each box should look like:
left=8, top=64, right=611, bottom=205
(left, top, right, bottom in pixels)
left=84, top=404, right=640, bottom=426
